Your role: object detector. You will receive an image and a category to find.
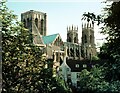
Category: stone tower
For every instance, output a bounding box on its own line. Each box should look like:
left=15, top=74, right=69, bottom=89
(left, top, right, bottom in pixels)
left=21, top=10, right=47, bottom=44
left=65, top=25, right=81, bottom=60
left=81, top=22, right=96, bottom=59
left=67, top=25, right=78, bottom=44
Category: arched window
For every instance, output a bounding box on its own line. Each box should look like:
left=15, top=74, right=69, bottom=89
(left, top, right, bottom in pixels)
left=68, top=37, right=71, bottom=42
left=41, top=19, right=44, bottom=35
left=27, top=18, right=29, bottom=27
left=70, top=48, right=74, bottom=57
left=86, top=49, right=87, bottom=58
left=76, top=49, right=79, bottom=57
left=90, top=35, right=92, bottom=44
left=74, top=37, right=77, bottom=43
left=84, top=35, right=87, bottom=43
left=23, top=19, right=26, bottom=27
left=89, top=53, right=92, bottom=60
left=81, top=48, right=84, bottom=58
left=67, top=48, right=69, bottom=56
left=35, top=18, right=38, bottom=28
left=55, top=52, right=60, bottom=62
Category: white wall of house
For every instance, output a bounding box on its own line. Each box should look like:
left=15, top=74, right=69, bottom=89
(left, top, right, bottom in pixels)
left=58, top=47, right=81, bottom=87
left=71, top=72, right=80, bottom=87
left=59, top=56, right=71, bottom=82
left=71, top=72, right=77, bottom=86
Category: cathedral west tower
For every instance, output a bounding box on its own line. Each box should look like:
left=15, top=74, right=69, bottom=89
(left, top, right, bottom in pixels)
left=81, top=22, right=97, bottom=59
left=67, top=25, right=78, bottom=44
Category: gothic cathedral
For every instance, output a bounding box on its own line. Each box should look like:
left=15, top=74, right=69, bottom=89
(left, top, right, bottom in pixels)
left=21, top=10, right=97, bottom=61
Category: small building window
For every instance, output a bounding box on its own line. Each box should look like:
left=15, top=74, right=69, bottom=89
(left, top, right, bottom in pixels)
left=76, top=64, right=79, bottom=68
left=92, top=65, right=95, bottom=68
left=83, top=64, right=87, bottom=68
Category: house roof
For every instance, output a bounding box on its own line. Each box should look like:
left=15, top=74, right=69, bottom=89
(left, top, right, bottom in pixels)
left=66, top=59, right=105, bottom=72
left=42, top=33, right=59, bottom=45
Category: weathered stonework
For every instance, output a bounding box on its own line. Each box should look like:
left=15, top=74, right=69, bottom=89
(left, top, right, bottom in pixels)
left=21, top=10, right=97, bottom=62
left=21, top=10, right=47, bottom=45
left=64, top=23, right=97, bottom=60
left=81, top=22, right=97, bottom=59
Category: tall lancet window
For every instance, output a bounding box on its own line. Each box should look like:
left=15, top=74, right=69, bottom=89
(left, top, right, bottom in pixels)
left=35, top=18, right=38, bottom=28
left=90, top=35, right=92, bottom=44
left=41, top=19, right=44, bottom=35
left=84, top=35, right=87, bottom=43
left=68, top=37, right=71, bottom=42
left=27, top=18, right=29, bottom=27
left=23, top=19, right=26, bottom=27
left=74, top=37, right=77, bottom=43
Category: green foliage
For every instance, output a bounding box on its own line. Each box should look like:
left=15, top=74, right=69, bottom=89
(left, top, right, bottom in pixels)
left=92, top=56, right=99, bottom=60
left=80, top=1, right=120, bottom=93
left=78, top=65, right=120, bottom=93
left=1, top=1, right=45, bottom=92
left=1, top=1, right=71, bottom=93
left=81, top=12, right=101, bottom=25
left=78, top=66, right=108, bottom=93
left=99, top=1, right=120, bottom=81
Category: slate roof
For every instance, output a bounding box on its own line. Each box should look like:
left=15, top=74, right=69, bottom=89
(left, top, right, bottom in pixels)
left=42, top=33, right=58, bottom=44
left=66, top=59, right=106, bottom=72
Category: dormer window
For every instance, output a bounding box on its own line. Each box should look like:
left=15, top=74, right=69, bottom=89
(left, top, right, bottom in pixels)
left=76, top=64, right=79, bottom=68
left=83, top=64, right=87, bottom=68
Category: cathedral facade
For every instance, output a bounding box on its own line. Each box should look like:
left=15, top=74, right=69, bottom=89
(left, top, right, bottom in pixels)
left=21, top=10, right=97, bottom=65
left=64, top=23, right=97, bottom=60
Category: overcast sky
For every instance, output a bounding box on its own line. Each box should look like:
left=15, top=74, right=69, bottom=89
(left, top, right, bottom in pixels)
left=7, top=0, right=107, bottom=48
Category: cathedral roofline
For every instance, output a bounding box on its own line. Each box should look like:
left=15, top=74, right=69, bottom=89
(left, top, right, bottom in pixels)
left=21, top=10, right=46, bottom=15
left=42, top=33, right=60, bottom=45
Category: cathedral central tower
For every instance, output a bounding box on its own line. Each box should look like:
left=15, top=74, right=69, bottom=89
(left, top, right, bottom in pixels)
left=21, top=10, right=47, bottom=44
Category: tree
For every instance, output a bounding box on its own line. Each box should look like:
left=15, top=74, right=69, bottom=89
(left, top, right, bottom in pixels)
left=1, top=1, right=71, bottom=93
left=77, top=66, right=109, bottom=93
left=1, top=0, right=46, bottom=92
left=80, top=1, right=120, bottom=92
left=99, top=1, right=120, bottom=81
left=82, top=12, right=101, bottom=25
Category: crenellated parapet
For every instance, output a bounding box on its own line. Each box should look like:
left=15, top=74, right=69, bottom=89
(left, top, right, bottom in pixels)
left=82, top=21, right=94, bottom=30
left=67, top=25, right=78, bottom=32
left=67, top=25, right=79, bottom=44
